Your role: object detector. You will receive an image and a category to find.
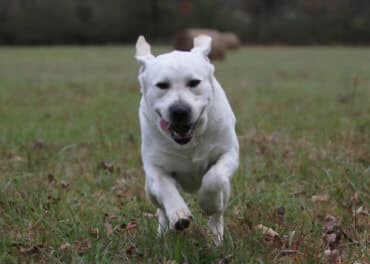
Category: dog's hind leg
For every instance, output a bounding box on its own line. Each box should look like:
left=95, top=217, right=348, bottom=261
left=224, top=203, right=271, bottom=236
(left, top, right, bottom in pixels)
left=145, top=165, right=193, bottom=231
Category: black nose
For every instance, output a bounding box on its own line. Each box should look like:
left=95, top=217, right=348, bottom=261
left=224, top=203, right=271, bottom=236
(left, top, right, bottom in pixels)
left=169, top=104, right=192, bottom=124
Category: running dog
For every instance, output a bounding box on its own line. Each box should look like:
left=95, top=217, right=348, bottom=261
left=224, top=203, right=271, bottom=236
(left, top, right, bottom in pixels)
left=135, top=35, right=239, bottom=241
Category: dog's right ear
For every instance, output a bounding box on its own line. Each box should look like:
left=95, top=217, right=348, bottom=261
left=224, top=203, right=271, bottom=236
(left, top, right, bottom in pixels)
left=135, top=36, right=154, bottom=69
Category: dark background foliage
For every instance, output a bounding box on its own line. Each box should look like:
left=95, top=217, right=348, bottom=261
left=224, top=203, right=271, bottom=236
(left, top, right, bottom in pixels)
left=0, top=0, right=370, bottom=45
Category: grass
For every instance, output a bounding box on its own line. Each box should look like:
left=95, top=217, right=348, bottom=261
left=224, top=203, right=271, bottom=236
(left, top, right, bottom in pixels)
left=0, top=46, right=369, bottom=263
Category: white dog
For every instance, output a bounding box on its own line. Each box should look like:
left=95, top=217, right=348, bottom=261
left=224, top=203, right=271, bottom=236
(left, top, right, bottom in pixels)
left=135, top=35, right=239, bottom=241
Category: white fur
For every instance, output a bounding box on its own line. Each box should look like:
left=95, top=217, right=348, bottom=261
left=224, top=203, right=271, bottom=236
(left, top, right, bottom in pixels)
left=135, top=35, right=239, bottom=242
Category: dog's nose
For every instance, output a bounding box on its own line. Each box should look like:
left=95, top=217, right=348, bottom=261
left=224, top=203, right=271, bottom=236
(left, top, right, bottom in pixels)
left=169, top=104, right=192, bottom=124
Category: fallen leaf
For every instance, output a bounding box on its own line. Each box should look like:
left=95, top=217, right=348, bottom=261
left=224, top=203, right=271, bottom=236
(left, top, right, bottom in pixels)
left=327, top=232, right=341, bottom=248
left=73, top=239, right=90, bottom=255
left=125, top=244, right=137, bottom=256
left=323, top=215, right=339, bottom=233
left=91, top=228, right=99, bottom=239
left=100, top=161, right=114, bottom=173
left=126, top=220, right=137, bottom=231
left=355, top=206, right=364, bottom=215
left=324, top=249, right=342, bottom=264
left=113, top=223, right=127, bottom=232
left=13, top=243, right=42, bottom=255
left=74, top=240, right=83, bottom=255
left=353, top=206, right=369, bottom=216
left=59, top=242, right=71, bottom=251
left=60, top=181, right=70, bottom=189
left=256, top=224, right=279, bottom=237
left=311, top=194, right=329, bottom=203
left=48, top=173, right=55, bottom=184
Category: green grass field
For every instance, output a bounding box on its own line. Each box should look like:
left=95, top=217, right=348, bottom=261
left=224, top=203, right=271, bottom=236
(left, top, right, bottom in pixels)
left=0, top=46, right=369, bottom=263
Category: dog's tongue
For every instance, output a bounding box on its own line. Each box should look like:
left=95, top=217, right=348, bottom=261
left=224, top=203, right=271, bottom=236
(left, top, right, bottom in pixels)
left=160, top=119, right=170, bottom=131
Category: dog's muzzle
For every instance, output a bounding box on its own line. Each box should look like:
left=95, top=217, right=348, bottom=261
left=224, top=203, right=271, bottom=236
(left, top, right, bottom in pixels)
left=158, top=104, right=206, bottom=145
left=168, top=104, right=192, bottom=144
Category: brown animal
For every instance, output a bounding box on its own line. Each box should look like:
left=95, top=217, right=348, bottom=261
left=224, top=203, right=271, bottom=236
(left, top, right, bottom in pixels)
left=174, top=29, right=227, bottom=60
left=221, top=32, right=241, bottom=50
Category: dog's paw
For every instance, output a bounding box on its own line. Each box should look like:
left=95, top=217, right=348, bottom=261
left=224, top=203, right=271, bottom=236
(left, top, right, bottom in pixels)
left=208, top=214, right=224, bottom=245
left=174, top=217, right=192, bottom=231
left=171, top=209, right=193, bottom=231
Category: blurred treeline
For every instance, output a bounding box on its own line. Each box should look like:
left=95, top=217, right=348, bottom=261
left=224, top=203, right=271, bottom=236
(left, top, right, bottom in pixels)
left=0, top=0, right=369, bottom=45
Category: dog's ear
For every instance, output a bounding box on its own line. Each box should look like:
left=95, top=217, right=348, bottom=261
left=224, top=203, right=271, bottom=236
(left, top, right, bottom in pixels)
left=135, top=35, right=154, bottom=68
left=191, top=35, right=212, bottom=57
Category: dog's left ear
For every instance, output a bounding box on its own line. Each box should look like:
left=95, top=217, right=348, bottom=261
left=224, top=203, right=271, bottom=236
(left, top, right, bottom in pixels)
left=135, top=35, right=154, bottom=68
left=191, top=35, right=212, bottom=57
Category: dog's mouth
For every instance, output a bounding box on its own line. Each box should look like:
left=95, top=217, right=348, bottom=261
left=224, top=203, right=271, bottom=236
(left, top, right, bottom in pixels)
left=170, top=124, right=193, bottom=145
left=160, top=119, right=193, bottom=145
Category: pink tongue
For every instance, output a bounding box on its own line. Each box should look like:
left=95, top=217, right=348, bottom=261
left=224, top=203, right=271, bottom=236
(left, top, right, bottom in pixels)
left=160, top=119, right=170, bottom=131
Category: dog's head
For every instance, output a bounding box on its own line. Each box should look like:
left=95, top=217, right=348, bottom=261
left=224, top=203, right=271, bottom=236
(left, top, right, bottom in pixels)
left=136, top=35, right=214, bottom=145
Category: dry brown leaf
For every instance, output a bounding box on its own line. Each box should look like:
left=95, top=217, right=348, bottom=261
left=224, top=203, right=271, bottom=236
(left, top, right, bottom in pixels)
left=74, top=240, right=83, bottom=255
left=323, top=215, right=339, bottom=233
left=73, top=239, right=91, bottom=255
left=47, top=173, right=55, bottom=184
left=126, top=220, right=137, bottom=231
left=256, top=224, right=279, bottom=237
left=60, top=181, right=70, bottom=189
left=14, top=244, right=42, bottom=255
left=59, top=242, right=71, bottom=251
left=353, top=206, right=369, bottom=216
left=125, top=244, right=137, bottom=256
left=325, top=231, right=342, bottom=250
left=100, top=161, right=114, bottom=173
left=311, top=194, right=329, bottom=203
left=324, top=249, right=342, bottom=264
left=91, top=228, right=99, bottom=239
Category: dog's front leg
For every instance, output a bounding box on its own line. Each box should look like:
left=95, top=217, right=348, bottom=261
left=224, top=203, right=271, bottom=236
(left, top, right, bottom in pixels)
left=144, top=165, right=192, bottom=233
left=198, top=149, right=239, bottom=242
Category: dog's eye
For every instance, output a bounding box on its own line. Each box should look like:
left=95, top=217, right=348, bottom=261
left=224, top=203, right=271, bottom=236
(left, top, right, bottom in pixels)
left=156, top=82, right=170, bottom=89
left=187, top=79, right=201, bottom=88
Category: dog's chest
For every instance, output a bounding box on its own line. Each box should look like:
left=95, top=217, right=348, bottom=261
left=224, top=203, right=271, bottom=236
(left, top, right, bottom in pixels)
left=159, top=146, right=220, bottom=192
